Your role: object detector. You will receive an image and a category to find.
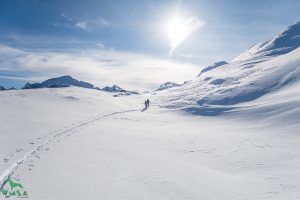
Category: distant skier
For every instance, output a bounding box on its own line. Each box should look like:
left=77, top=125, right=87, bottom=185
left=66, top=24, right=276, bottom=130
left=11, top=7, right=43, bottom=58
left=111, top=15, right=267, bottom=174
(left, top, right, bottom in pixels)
left=146, top=99, right=150, bottom=108
left=144, top=100, right=148, bottom=109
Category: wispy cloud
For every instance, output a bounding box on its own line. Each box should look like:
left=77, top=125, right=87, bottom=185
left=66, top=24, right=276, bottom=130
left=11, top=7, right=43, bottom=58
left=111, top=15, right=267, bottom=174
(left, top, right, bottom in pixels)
left=96, top=43, right=105, bottom=48
left=61, top=13, right=72, bottom=21
left=75, top=21, right=88, bottom=30
left=98, top=17, right=109, bottom=26
left=75, top=17, right=109, bottom=31
left=58, top=13, right=109, bottom=31
left=0, top=44, right=200, bottom=90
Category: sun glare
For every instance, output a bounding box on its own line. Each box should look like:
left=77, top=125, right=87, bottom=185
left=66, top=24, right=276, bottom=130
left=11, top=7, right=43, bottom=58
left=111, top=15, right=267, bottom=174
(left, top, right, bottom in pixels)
left=166, top=15, right=204, bottom=53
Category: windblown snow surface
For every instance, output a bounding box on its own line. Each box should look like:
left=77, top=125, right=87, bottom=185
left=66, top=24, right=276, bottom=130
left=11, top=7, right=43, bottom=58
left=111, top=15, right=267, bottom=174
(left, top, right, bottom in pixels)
left=0, top=23, right=300, bottom=200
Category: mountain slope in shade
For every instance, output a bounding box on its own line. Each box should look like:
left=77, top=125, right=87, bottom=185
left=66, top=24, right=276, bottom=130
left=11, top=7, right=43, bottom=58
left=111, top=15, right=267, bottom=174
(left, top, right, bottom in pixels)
left=22, top=75, right=94, bottom=89
left=102, top=85, right=126, bottom=93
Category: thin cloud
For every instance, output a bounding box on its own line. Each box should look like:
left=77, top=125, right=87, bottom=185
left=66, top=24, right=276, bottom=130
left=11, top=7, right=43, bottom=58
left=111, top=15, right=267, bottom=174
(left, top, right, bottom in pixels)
left=61, top=13, right=72, bottom=21
left=57, top=13, right=109, bottom=31
left=96, top=43, right=105, bottom=48
left=75, top=21, right=87, bottom=30
left=98, top=17, right=109, bottom=25
left=0, top=44, right=200, bottom=90
left=75, top=17, right=109, bottom=31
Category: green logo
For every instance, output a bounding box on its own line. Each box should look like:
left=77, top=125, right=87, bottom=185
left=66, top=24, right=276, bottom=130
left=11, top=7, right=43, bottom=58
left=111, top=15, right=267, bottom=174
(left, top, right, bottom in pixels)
left=1, top=178, right=28, bottom=198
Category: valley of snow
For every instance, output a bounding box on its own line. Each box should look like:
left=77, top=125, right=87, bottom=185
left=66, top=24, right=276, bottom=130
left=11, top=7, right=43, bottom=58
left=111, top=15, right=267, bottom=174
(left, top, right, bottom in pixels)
left=0, top=84, right=299, bottom=200
left=1, top=22, right=300, bottom=200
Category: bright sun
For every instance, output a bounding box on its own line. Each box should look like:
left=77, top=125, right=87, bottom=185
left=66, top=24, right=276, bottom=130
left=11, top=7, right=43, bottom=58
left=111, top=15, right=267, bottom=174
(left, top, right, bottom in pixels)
left=166, top=15, right=204, bottom=53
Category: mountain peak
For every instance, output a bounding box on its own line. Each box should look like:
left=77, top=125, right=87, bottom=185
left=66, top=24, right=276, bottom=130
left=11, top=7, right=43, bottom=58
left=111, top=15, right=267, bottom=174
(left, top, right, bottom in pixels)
left=102, top=85, right=126, bottom=92
left=22, top=75, right=94, bottom=89
left=233, top=21, right=300, bottom=61
left=0, top=86, right=6, bottom=91
left=59, top=75, right=72, bottom=79
left=197, top=61, right=228, bottom=77
left=155, top=82, right=181, bottom=91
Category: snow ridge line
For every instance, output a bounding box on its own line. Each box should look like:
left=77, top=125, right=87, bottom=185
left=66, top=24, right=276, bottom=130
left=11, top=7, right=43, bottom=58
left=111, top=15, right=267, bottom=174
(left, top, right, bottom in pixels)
left=0, top=109, right=138, bottom=190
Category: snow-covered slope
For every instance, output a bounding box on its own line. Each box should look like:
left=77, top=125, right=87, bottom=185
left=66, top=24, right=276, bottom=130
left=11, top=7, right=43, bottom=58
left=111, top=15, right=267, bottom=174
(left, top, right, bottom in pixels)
left=234, top=21, right=300, bottom=61
left=22, top=75, right=94, bottom=89
left=0, top=88, right=299, bottom=200
left=228, top=80, right=300, bottom=129
left=155, top=81, right=181, bottom=91
left=197, top=61, right=228, bottom=77
left=157, top=22, right=300, bottom=119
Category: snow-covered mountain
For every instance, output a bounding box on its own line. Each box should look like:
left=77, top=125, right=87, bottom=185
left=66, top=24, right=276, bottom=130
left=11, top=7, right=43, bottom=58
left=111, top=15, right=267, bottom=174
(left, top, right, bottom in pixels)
left=102, top=85, right=126, bottom=92
left=234, top=21, right=300, bottom=61
left=157, top=22, right=300, bottom=116
left=197, top=61, right=228, bottom=77
left=22, top=75, right=94, bottom=89
left=20, top=76, right=140, bottom=96
left=155, top=82, right=181, bottom=91
left=101, top=85, right=140, bottom=96
left=7, top=87, right=16, bottom=90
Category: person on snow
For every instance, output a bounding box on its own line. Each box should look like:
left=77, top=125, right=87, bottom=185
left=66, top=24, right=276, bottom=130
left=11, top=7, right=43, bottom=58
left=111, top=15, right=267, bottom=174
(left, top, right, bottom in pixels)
left=146, top=99, right=150, bottom=107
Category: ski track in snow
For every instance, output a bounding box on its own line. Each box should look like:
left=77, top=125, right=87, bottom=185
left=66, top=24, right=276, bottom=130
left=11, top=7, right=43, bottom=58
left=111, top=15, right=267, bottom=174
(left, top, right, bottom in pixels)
left=0, top=109, right=139, bottom=190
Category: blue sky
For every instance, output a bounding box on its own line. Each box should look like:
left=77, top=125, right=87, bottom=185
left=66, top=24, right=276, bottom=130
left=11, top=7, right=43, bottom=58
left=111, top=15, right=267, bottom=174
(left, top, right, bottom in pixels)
left=1, top=0, right=300, bottom=89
